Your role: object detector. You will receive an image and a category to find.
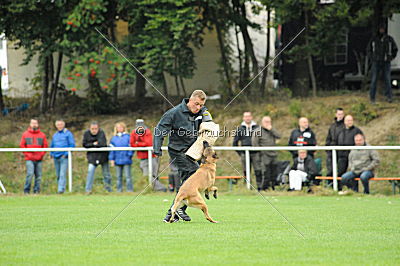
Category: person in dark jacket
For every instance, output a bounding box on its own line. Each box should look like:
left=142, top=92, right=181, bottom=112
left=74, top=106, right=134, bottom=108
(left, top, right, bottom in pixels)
left=109, top=122, right=133, bottom=192
left=20, top=118, right=48, bottom=194
left=368, top=24, right=398, bottom=103
left=50, top=119, right=75, bottom=194
left=288, top=117, right=317, bottom=159
left=252, top=116, right=281, bottom=191
left=83, top=121, right=111, bottom=193
left=325, top=108, right=345, bottom=178
left=233, top=111, right=261, bottom=184
left=154, top=90, right=212, bottom=223
left=337, top=115, right=363, bottom=191
left=289, top=150, right=318, bottom=191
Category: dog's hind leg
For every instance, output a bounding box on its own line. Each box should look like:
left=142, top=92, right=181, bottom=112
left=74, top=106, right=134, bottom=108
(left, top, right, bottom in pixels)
left=170, top=194, right=185, bottom=223
left=189, top=193, right=218, bottom=223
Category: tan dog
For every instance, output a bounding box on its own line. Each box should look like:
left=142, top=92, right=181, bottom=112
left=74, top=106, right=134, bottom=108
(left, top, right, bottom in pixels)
left=170, top=141, right=219, bottom=223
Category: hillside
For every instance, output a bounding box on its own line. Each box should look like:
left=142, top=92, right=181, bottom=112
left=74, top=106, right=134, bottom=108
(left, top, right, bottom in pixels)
left=1, top=92, right=399, bottom=194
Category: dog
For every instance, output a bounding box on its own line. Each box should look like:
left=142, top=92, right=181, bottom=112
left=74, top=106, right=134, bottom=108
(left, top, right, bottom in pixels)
left=169, top=141, right=219, bottom=223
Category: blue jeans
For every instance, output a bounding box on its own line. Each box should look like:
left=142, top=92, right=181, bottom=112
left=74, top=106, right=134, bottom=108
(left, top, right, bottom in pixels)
left=54, top=157, right=68, bottom=193
left=24, top=160, right=43, bottom=193
left=85, top=162, right=112, bottom=192
left=341, top=170, right=374, bottom=194
left=115, top=164, right=133, bottom=192
left=370, top=61, right=392, bottom=101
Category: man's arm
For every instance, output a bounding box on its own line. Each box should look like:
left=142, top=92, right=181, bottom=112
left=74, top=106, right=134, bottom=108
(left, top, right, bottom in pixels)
left=68, top=131, right=76, bottom=148
left=363, top=150, right=380, bottom=172
left=270, top=128, right=281, bottom=139
left=251, top=129, right=260, bottom=147
left=232, top=127, right=243, bottom=155
left=97, top=131, right=107, bottom=147
left=82, top=132, right=95, bottom=148
left=390, top=36, right=398, bottom=60
left=153, top=111, right=173, bottom=156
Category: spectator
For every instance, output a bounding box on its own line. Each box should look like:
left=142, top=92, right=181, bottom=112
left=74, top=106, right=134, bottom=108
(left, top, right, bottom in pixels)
left=337, top=115, right=363, bottom=191
left=233, top=111, right=262, bottom=184
left=288, top=117, right=317, bottom=159
left=288, top=150, right=318, bottom=191
left=82, top=121, right=111, bottom=193
left=252, top=116, right=281, bottom=191
left=368, top=24, right=398, bottom=104
left=50, top=119, right=75, bottom=194
left=131, top=119, right=166, bottom=192
left=20, top=118, right=48, bottom=194
left=325, top=108, right=345, bottom=179
left=341, top=134, right=379, bottom=194
left=109, top=122, right=133, bottom=192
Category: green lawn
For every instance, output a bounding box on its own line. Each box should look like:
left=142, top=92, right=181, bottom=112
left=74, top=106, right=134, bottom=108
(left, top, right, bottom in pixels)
left=1, top=194, right=399, bottom=265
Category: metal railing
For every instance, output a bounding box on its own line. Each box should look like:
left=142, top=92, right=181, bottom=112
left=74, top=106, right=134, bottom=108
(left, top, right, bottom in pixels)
left=0, top=145, right=398, bottom=192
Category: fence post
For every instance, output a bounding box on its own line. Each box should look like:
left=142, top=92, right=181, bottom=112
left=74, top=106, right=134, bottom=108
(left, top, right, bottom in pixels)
left=245, top=149, right=251, bottom=189
left=68, top=150, right=72, bottom=193
left=148, top=149, right=153, bottom=184
left=332, top=149, right=338, bottom=191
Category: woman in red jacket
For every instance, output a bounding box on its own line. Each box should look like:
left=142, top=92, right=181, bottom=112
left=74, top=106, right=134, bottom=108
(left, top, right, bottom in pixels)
left=130, top=119, right=166, bottom=192
left=20, top=118, right=48, bottom=194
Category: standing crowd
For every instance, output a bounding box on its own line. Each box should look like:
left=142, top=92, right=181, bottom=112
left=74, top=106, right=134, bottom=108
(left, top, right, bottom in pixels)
left=233, top=108, right=380, bottom=194
left=20, top=118, right=168, bottom=194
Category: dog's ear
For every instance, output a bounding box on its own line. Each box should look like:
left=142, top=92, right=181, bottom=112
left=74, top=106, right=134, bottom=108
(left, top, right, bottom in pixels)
left=203, top=141, right=210, bottom=149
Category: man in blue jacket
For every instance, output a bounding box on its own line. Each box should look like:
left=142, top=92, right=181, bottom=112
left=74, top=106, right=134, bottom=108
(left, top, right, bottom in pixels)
left=50, top=119, right=75, bottom=193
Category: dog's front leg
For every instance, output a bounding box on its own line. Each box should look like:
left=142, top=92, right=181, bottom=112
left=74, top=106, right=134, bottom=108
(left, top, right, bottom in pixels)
left=204, top=189, right=210, bottom=200
left=210, top=186, right=218, bottom=199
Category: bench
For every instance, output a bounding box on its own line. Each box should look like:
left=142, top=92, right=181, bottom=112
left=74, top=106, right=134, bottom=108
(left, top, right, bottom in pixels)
left=316, top=176, right=400, bottom=195
left=159, top=176, right=242, bottom=191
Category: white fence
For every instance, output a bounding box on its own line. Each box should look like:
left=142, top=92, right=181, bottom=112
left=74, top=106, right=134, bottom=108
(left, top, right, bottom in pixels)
left=0, top=146, right=399, bottom=192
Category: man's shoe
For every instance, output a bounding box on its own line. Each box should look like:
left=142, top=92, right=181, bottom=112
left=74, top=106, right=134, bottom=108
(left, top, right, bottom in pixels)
left=163, top=210, right=179, bottom=223
left=387, top=98, right=393, bottom=103
left=176, top=208, right=191, bottom=222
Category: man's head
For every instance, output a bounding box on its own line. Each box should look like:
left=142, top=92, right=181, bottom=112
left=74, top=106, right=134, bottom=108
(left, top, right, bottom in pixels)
left=243, top=112, right=253, bottom=125
left=298, top=117, right=309, bottom=131
left=378, top=24, right=386, bottom=35
left=89, top=121, right=99, bottom=135
left=354, top=133, right=365, bottom=146
left=336, top=108, right=344, bottom=121
left=298, top=149, right=307, bottom=160
left=30, top=118, right=39, bottom=130
left=344, top=115, right=354, bottom=128
left=187, top=90, right=206, bottom=114
left=55, top=119, right=65, bottom=131
left=261, top=116, right=272, bottom=128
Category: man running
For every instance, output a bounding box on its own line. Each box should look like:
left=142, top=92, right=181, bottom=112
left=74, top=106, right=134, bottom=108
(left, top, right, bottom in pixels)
left=153, top=90, right=212, bottom=222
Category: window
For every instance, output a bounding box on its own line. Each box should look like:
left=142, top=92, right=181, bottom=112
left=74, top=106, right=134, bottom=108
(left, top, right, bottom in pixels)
left=324, top=30, right=348, bottom=65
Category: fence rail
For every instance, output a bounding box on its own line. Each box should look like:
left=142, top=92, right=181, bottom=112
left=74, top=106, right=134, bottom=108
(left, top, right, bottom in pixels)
left=1, top=146, right=399, bottom=192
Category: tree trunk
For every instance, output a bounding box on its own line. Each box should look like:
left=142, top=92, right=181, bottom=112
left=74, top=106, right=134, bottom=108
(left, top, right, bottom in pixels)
left=260, top=8, right=271, bottom=97
left=174, top=57, right=181, bottom=97
left=0, top=69, right=4, bottom=113
left=179, top=75, right=187, bottom=96
left=239, top=2, right=259, bottom=91
left=135, top=70, right=146, bottom=98
left=212, top=9, right=233, bottom=96
left=50, top=52, right=63, bottom=109
left=304, top=11, right=317, bottom=97
left=40, top=55, right=50, bottom=113
left=234, top=25, right=243, bottom=87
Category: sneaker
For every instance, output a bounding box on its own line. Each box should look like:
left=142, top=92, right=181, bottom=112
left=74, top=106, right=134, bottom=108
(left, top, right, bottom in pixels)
left=176, top=208, right=191, bottom=222
left=163, top=210, right=179, bottom=223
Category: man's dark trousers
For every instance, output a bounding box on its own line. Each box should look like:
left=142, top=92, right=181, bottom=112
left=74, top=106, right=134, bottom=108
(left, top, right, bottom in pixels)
left=168, top=148, right=199, bottom=211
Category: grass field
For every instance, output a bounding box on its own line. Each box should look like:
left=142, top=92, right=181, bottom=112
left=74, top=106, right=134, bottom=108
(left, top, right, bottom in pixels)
left=1, top=193, right=400, bottom=265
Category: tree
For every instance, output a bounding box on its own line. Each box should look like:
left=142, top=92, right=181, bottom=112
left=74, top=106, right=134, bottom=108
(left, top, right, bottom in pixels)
left=0, top=0, right=76, bottom=113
